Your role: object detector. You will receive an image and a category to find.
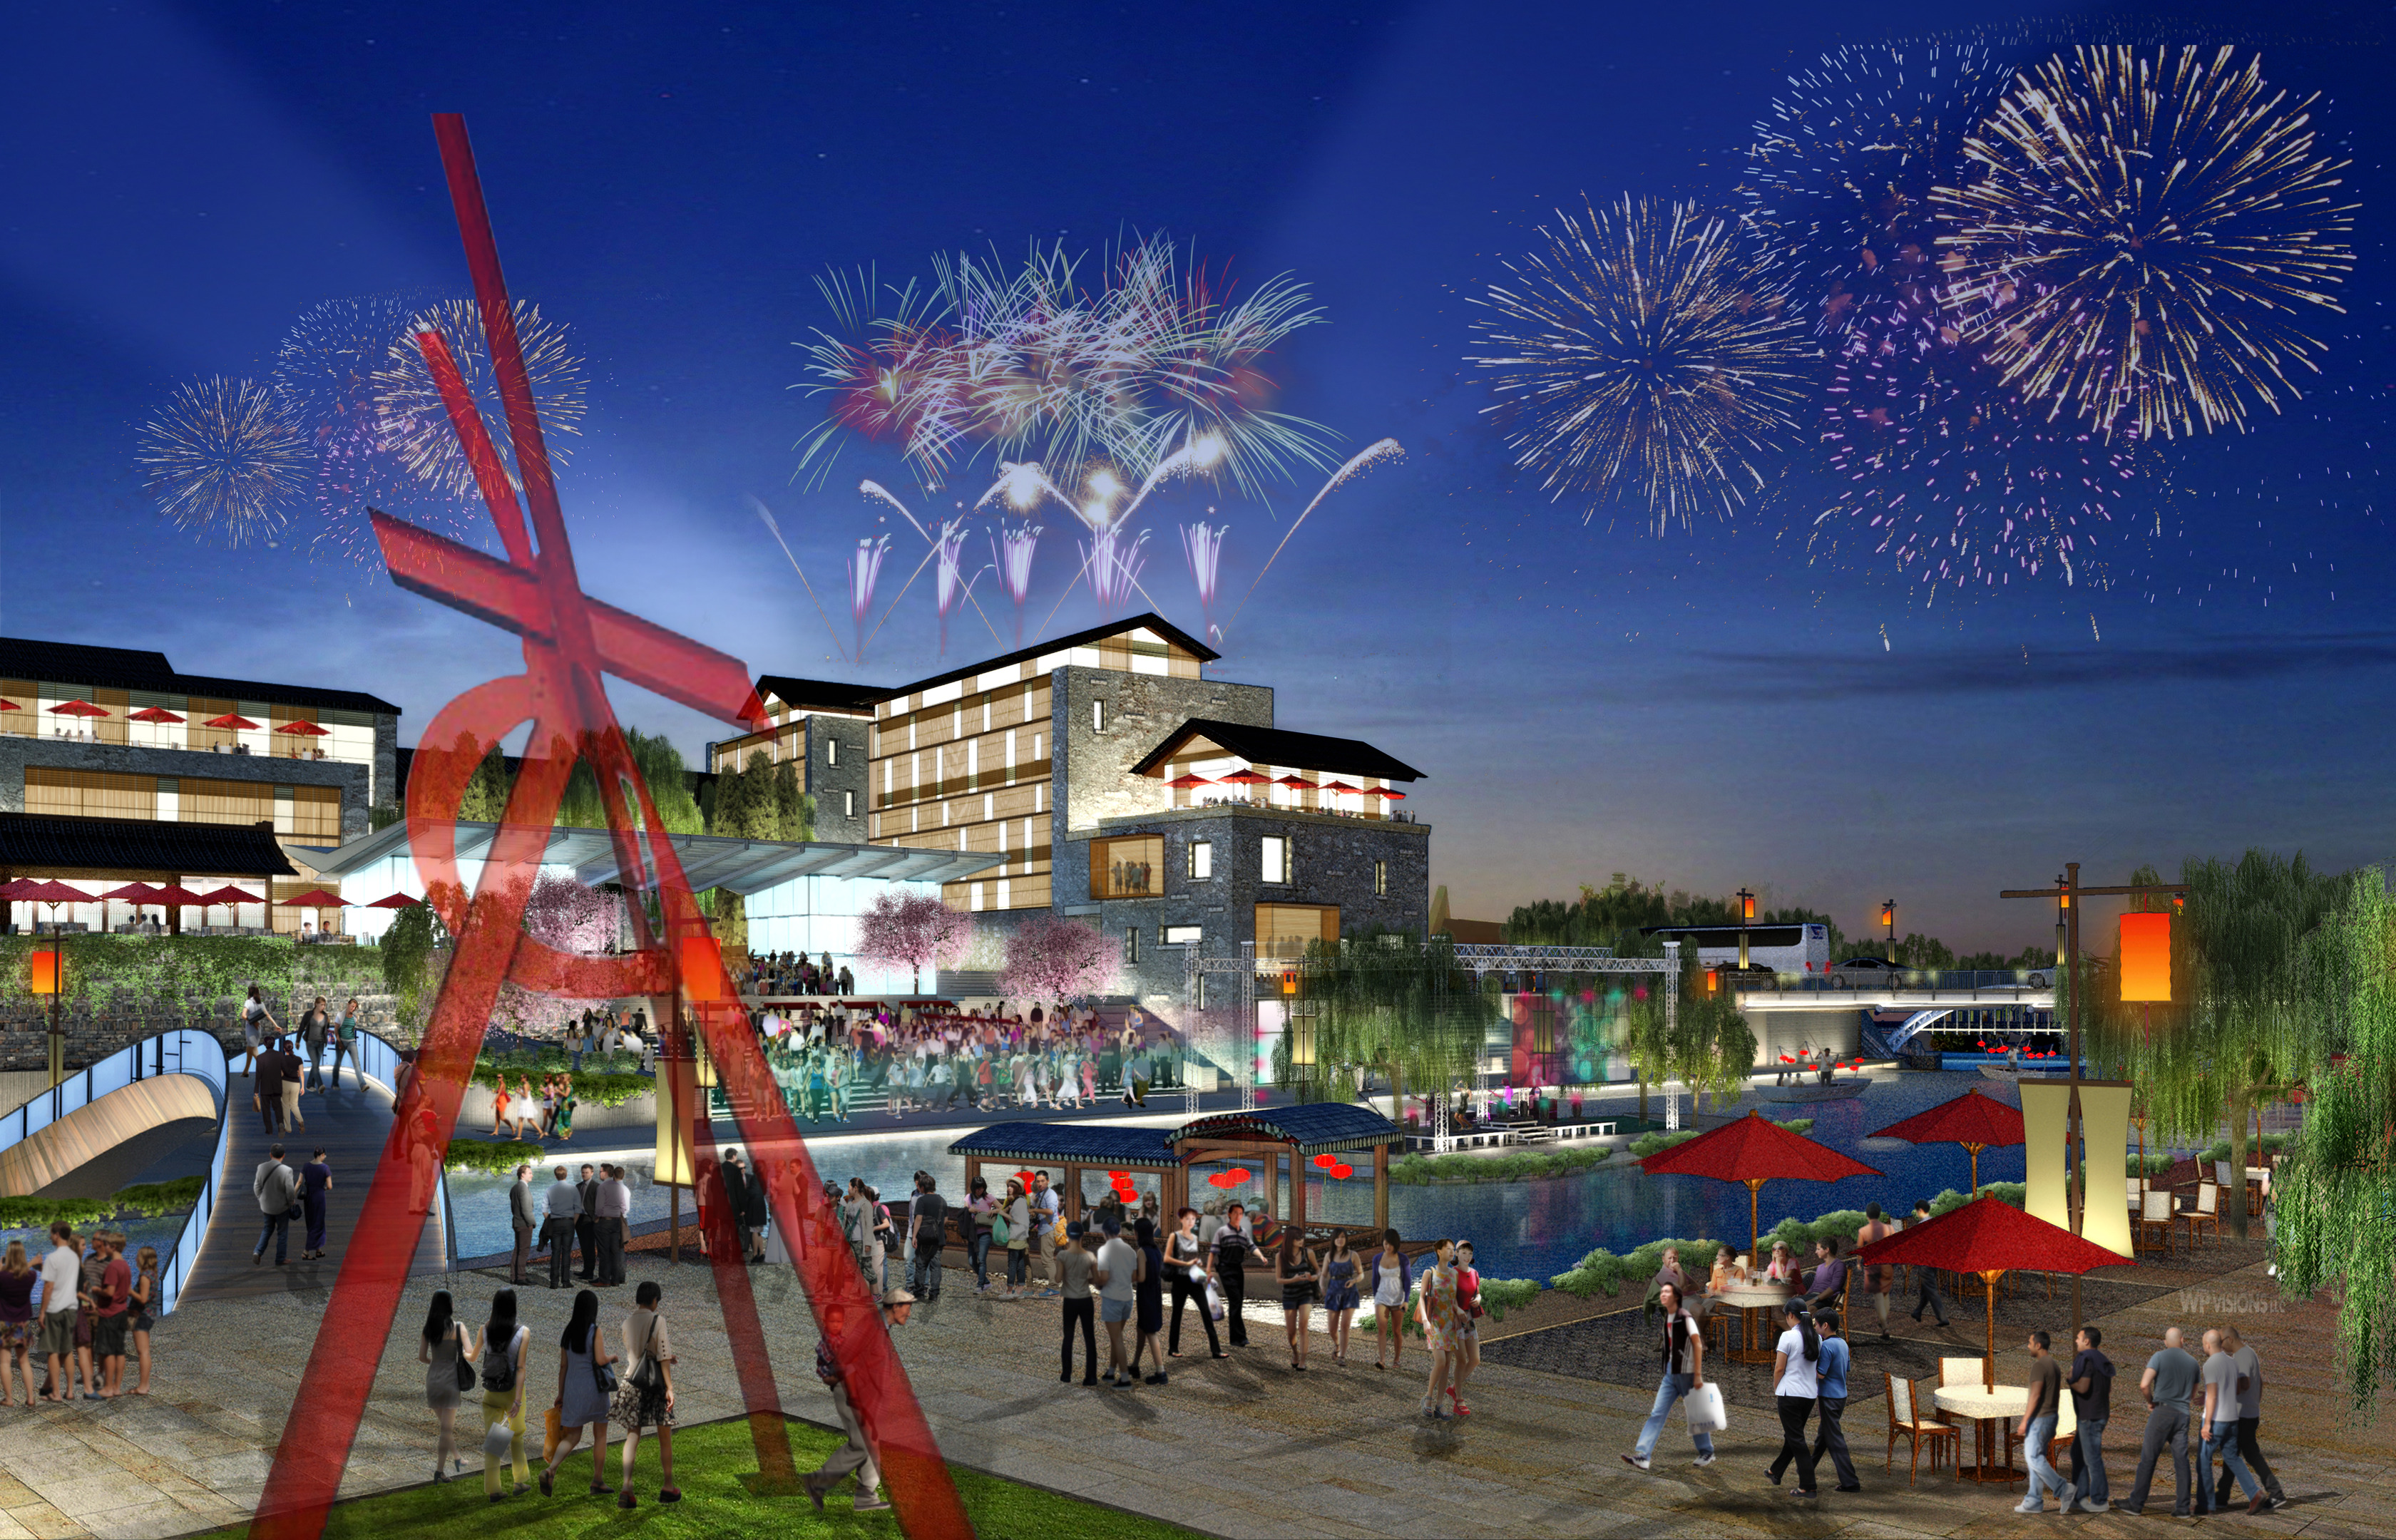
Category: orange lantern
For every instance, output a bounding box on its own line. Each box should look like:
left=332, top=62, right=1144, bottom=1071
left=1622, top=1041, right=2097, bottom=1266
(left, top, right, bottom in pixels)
left=2119, top=912, right=2171, bottom=1003
left=29, top=951, right=61, bottom=995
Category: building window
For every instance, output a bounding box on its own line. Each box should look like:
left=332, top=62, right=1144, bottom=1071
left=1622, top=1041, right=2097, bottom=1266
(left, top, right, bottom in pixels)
left=1091, top=834, right=1164, bottom=899
left=1188, top=839, right=1212, bottom=881
left=1124, top=926, right=1141, bottom=964
left=844, top=790, right=855, bottom=818
left=1164, top=924, right=1202, bottom=945
left=1375, top=860, right=1388, bottom=897
left=1256, top=903, right=1338, bottom=961
left=1092, top=698, right=1105, bottom=734
left=1261, top=835, right=1289, bottom=885
left=1193, top=972, right=1209, bottom=1010
left=827, top=737, right=839, bottom=766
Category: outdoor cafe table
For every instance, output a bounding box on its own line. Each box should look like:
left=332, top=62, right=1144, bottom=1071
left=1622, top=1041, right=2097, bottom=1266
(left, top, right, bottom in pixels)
left=1706, top=1283, right=1796, bottom=1365
left=1932, top=1382, right=2028, bottom=1484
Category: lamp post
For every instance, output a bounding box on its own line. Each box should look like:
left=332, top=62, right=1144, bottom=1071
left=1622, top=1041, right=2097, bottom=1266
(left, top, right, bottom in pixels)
left=1880, top=899, right=1896, bottom=960
left=1736, top=888, right=1756, bottom=970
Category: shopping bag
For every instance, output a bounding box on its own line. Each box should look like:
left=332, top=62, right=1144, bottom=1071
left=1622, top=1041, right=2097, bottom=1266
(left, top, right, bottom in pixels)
left=1205, top=1278, right=1227, bottom=1323
left=1684, top=1382, right=1727, bottom=1434
left=542, top=1404, right=564, bottom=1462
left=483, top=1418, right=517, bottom=1462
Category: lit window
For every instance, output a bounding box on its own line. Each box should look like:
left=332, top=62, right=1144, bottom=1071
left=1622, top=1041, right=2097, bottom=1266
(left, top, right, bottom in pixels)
left=1189, top=839, right=1212, bottom=880
left=1375, top=860, right=1388, bottom=896
left=1164, top=925, right=1202, bottom=945
left=1124, top=926, right=1140, bottom=964
left=1261, top=835, right=1289, bottom=885
left=1092, top=698, right=1106, bottom=734
left=844, top=790, right=854, bottom=818
left=827, top=737, right=838, bottom=766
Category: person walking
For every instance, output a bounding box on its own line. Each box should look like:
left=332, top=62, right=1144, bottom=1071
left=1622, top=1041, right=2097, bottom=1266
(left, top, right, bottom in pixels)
left=721, top=1150, right=759, bottom=1264
left=2211, top=1325, right=2287, bottom=1512
left=418, top=1289, right=469, bottom=1483
left=300, top=997, right=330, bottom=1094
left=329, top=999, right=361, bottom=1092
left=1855, top=1204, right=1895, bottom=1339
left=1132, top=1216, right=1168, bottom=1385
left=299, top=1149, right=332, bottom=1261
left=1370, top=1230, right=1411, bottom=1372
left=1275, top=1229, right=1319, bottom=1373
left=538, top=1288, right=617, bottom=1497
left=1806, top=1308, right=1859, bottom=1492
left=1321, top=1231, right=1361, bottom=1367
left=275, top=1033, right=307, bottom=1133
left=908, top=1174, right=946, bottom=1301
left=476, top=1289, right=531, bottom=1501
left=2066, top=1325, right=2115, bottom=1513
left=508, top=1166, right=538, bottom=1285
left=1030, top=1173, right=1061, bottom=1293
left=252, top=1144, right=299, bottom=1267
left=611, top=1280, right=679, bottom=1509
left=573, top=1164, right=600, bottom=1281
left=1095, top=1218, right=1139, bottom=1388
left=253, top=1036, right=285, bottom=1134
left=2013, top=1330, right=2071, bottom=1514
left=1450, top=1240, right=1485, bottom=1413
left=1164, top=1208, right=1224, bottom=1360
left=1622, top=1280, right=1715, bottom=1470
left=964, top=1179, right=996, bottom=1292
left=1907, top=1199, right=1952, bottom=1328
left=1058, top=1226, right=1098, bottom=1385
left=1001, top=1179, right=1033, bottom=1295
left=36, top=1224, right=81, bottom=1403
left=240, top=985, right=274, bottom=1076
left=1415, top=1239, right=1460, bottom=1420
left=0, top=1241, right=36, bottom=1407
left=2198, top=1327, right=2269, bottom=1516
left=1212, top=1203, right=1256, bottom=1349
left=2119, top=1325, right=2201, bottom=1517
left=543, top=1166, right=583, bottom=1290
left=804, top=1285, right=911, bottom=1514
left=126, top=1246, right=158, bottom=1395
left=1766, top=1298, right=1823, bottom=1497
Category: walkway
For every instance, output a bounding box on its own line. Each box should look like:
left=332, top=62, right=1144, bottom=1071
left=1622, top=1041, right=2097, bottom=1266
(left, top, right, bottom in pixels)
left=179, top=1066, right=443, bottom=1305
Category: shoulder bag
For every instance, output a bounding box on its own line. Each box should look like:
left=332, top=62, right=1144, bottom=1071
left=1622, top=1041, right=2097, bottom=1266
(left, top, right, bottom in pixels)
left=589, top=1324, right=618, bottom=1395
left=454, top=1325, right=478, bottom=1394
left=627, top=1314, right=664, bottom=1395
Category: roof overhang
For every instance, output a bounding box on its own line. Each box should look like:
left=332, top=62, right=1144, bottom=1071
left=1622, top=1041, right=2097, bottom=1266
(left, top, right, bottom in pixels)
left=297, top=821, right=1003, bottom=893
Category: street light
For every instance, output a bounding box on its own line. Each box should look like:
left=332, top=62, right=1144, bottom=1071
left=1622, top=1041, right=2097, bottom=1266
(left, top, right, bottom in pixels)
left=1880, top=900, right=1896, bottom=960
left=1736, top=888, right=1756, bottom=970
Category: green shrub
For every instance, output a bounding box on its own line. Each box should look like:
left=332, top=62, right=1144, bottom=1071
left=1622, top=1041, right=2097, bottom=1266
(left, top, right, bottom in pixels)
left=1627, top=1129, right=1702, bottom=1159
left=444, top=1139, right=547, bottom=1176
left=466, top=1062, right=652, bottom=1109
left=0, top=1174, right=208, bottom=1233
left=108, top=1176, right=206, bottom=1218
left=1552, top=1246, right=1626, bottom=1298
left=1388, top=1146, right=1609, bottom=1186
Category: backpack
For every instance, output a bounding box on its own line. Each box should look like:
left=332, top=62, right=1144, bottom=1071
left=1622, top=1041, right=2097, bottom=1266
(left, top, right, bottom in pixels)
left=483, top=1325, right=521, bottom=1394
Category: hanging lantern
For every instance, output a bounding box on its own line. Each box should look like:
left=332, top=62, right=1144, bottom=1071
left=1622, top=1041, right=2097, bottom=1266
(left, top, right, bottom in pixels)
left=2119, top=912, right=2171, bottom=1003
left=1329, top=1163, right=1353, bottom=1179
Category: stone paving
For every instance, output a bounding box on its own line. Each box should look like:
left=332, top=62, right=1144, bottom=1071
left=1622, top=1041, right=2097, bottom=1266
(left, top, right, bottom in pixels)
left=1, top=1238, right=2387, bottom=1539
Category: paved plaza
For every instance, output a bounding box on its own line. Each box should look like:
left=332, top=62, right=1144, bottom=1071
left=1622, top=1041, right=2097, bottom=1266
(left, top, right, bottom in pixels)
left=0, top=1229, right=2383, bottom=1539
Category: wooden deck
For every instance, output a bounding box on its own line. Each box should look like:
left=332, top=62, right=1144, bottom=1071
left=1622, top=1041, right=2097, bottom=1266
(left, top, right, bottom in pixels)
left=180, top=1067, right=444, bottom=1304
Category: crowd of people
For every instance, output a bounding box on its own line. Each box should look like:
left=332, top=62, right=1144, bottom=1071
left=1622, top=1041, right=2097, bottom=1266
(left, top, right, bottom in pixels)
left=4, top=1224, right=159, bottom=1405
left=742, top=951, right=854, bottom=997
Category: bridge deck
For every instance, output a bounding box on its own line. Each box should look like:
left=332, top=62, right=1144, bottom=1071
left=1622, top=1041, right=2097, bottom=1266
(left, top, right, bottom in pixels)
left=1732, top=987, right=2055, bottom=1010
left=181, top=1067, right=444, bottom=1305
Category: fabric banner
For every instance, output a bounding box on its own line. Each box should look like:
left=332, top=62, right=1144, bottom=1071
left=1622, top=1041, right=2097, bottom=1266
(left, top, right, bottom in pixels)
left=2078, top=1082, right=2135, bottom=1258
left=2019, top=1080, right=2072, bottom=1231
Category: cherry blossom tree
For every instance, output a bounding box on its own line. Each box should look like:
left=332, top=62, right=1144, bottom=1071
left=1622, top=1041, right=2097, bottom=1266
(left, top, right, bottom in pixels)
left=492, top=873, right=623, bottom=1037
left=854, top=890, right=974, bottom=993
left=1000, top=915, right=1115, bottom=1002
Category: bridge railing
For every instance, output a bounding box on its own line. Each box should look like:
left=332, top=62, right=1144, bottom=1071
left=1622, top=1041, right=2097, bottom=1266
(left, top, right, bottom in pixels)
left=1743, top=967, right=2055, bottom=993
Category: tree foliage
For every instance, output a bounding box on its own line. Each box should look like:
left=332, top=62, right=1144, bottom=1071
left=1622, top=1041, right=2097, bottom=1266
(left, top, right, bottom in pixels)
left=856, top=891, right=975, bottom=992
left=1505, top=873, right=1843, bottom=956
left=1293, top=935, right=1486, bottom=1108
left=999, top=915, right=1114, bottom=1001
left=703, top=748, right=814, bottom=842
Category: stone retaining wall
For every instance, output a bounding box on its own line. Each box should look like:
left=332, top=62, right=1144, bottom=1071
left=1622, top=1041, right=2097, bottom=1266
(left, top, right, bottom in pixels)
left=0, top=989, right=404, bottom=1073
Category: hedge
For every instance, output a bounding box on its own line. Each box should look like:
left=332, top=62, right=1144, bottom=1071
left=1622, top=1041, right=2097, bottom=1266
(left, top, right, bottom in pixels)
left=0, top=934, right=384, bottom=1007
left=1364, top=1273, right=1543, bottom=1337
left=0, top=1174, right=208, bottom=1234
left=444, top=1139, right=548, bottom=1176
left=466, top=1063, right=653, bottom=1109
left=1389, top=1147, right=1610, bottom=1186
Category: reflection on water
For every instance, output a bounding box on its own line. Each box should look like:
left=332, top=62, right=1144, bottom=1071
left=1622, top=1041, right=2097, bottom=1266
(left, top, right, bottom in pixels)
left=444, top=1073, right=2033, bottom=1281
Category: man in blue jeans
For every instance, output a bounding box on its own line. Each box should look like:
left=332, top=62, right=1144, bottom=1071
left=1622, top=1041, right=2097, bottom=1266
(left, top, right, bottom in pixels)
left=2198, top=1328, right=2270, bottom=1516
left=1808, top=1308, right=1860, bottom=1490
left=2014, top=1330, right=2072, bottom=1514
left=1619, top=1282, right=1714, bottom=1470
left=2065, top=1324, right=2115, bottom=1512
left=250, top=1144, right=297, bottom=1266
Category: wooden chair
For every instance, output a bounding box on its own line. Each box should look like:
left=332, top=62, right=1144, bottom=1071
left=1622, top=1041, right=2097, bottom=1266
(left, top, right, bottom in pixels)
left=2135, top=1191, right=2176, bottom=1256
left=2185, top=1181, right=2221, bottom=1244
left=2048, top=1392, right=2079, bottom=1469
left=1886, top=1372, right=1960, bottom=1483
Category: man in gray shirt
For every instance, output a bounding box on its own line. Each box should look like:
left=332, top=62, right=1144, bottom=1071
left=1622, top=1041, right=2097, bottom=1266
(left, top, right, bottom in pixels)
left=2211, top=1326, right=2286, bottom=1511
left=252, top=1144, right=298, bottom=1266
left=508, top=1166, right=538, bottom=1284
left=594, top=1165, right=632, bottom=1286
left=543, top=1165, right=583, bottom=1289
left=2120, top=1327, right=2201, bottom=1517
left=2198, top=1328, right=2268, bottom=1515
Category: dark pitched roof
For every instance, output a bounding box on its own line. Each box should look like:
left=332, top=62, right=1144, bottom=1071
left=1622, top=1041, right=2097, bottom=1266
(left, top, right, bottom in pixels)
left=946, top=1121, right=1182, bottom=1168
left=754, top=676, right=890, bottom=717
left=0, top=637, right=402, bottom=717
left=1130, top=719, right=1427, bottom=783
left=1169, top=1104, right=1402, bottom=1155
left=0, top=813, right=300, bottom=878
left=891, top=612, right=1220, bottom=699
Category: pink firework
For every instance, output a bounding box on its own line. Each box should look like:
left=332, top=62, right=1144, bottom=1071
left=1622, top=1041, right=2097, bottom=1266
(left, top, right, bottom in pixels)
left=1179, top=520, right=1227, bottom=641
left=933, top=519, right=979, bottom=658
left=990, top=521, right=1041, bottom=644
left=1081, top=526, right=1150, bottom=612
left=848, top=534, right=890, bottom=662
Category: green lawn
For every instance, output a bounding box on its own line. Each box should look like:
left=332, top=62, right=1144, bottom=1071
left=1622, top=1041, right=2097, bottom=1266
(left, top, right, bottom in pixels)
left=190, top=1415, right=1207, bottom=1540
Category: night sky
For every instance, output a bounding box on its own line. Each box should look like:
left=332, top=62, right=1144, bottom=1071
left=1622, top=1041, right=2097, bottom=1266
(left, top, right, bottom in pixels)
left=5, top=1, right=2392, bottom=948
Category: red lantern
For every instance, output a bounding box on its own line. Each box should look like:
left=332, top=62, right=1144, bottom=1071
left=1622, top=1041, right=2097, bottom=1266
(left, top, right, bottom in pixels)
left=1329, top=1163, right=1353, bottom=1179
left=1311, top=1153, right=1336, bottom=1169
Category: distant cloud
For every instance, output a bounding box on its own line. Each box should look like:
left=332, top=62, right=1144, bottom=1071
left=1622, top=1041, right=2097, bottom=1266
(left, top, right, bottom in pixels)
left=1671, top=631, right=2396, bottom=702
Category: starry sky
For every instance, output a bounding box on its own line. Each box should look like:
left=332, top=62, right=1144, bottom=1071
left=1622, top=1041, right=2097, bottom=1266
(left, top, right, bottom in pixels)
left=4, top=0, right=2392, bottom=948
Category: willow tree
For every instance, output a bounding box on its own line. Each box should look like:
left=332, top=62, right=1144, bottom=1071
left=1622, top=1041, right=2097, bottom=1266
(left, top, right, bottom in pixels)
left=2275, top=868, right=2396, bottom=1419
left=2090, top=852, right=2341, bottom=1239
left=1301, top=936, right=1486, bottom=1118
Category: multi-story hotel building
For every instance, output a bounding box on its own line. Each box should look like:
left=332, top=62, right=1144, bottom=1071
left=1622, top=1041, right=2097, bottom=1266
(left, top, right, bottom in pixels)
left=0, top=638, right=400, bottom=932
left=707, top=615, right=1430, bottom=1016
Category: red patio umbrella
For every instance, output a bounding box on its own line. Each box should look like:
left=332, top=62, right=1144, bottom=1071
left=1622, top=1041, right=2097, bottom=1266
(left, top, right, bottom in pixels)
left=1273, top=774, right=1318, bottom=790
left=49, top=699, right=109, bottom=719
left=1854, top=1194, right=2131, bottom=1386
left=101, top=883, right=163, bottom=902
left=127, top=707, right=186, bottom=723
left=0, top=699, right=19, bottom=712
left=148, top=883, right=213, bottom=908
left=1639, top=1108, right=1883, bottom=1256
left=1164, top=773, right=1214, bottom=790
left=1363, top=786, right=1406, bottom=799
left=278, top=888, right=351, bottom=908
left=1319, top=781, right=1363, bottom=795
left=1217, top=769, right=1272, bottom=785
left=1872, top=1089, right=2026, bottom=1196
left=367, top=893, right=424, bottom=908
left=275, top=720, right=332, bottom=736
left=203, top=712, right=262, bottom=730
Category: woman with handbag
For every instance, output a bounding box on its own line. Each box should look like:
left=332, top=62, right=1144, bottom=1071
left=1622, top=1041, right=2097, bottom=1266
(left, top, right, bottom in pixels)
left=1766, top=1296, right=1823, bottom=1497
left=1000, top=1179, right=1032, bottom=1295
left=1274, top=1231, right=1320, bottom=1373
left=611, top=1281, right=679, bottom=1509
left=417, top=1289, right=469, bottom=1482
left=1622, top=1280, right=1716, bottom=1470
left=965, top=1179, right=997, bottom=1291
left=539, top=1288, right=617, bottom=1497
left=476, top=1289, right=531, bottom=1500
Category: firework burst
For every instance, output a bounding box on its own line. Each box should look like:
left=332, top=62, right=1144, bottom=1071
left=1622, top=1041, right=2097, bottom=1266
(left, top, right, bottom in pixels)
left=1741, top=41, right=2005, bottom=334
left=1470, top=195, right=1811, bottom=528
left=372, top=296, right=588, bottom=497
left=990, top=522, right=1041, bottom=645
left=275, top=295, right=455, bottom=564
left=1932, top=44, right=2355, bottom=439
left=135, top=376, right=310, bottom=545
left=1080, top=527, right=1150, bottom=613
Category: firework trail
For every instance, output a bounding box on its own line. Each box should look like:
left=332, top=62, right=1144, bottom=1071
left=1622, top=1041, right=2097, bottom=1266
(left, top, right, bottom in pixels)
left=1224, top=438, right=1403, bottom=637
left=932, top=520, right=984, bottom=658
left=748, top=495, right=849, bottom=661
left=1080, top=527, right=1150, bottom=612
left=374, top=296, right=588, bottom=496
left=848, top=535, right=891, bottom=663
left=1470, top=195, right=1810, bottom=529
left=990, top=523, right=1041, bottom=645
left=1740, top=41, right=2005, bottom=335
left=794, top=234, right=1335, bottom=496
left=1812, top=286, right=2141, bottom=591
left=135, top=376, right=310, bottom=546
left=1181, top=521, right=1228, bottom=642
left=1932, top=45, right=2355, bottom=439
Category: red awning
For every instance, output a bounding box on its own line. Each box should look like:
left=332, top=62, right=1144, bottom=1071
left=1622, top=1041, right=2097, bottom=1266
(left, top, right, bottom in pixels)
left=49, top=699, right=110, bottom=718
left=203, top=713, right=262, bottom=730
left=0, top=699, right=19, bottom=712
left=274, top=720, right=332, bottom=736
left=127, top=707, right=187, bottom=724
